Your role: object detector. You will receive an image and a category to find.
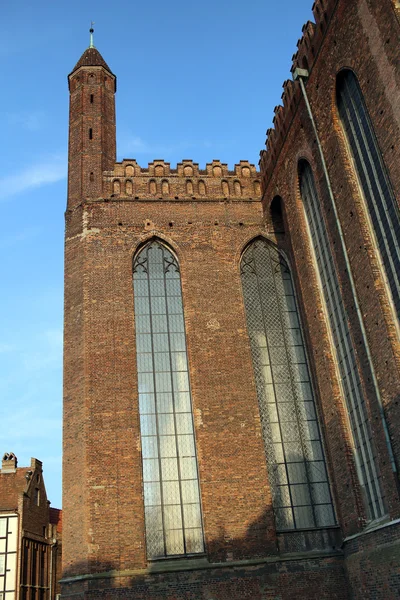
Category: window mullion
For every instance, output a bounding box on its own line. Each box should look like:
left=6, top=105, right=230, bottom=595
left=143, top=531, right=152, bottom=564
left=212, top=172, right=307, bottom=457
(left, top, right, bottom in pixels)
left=268, top=250, right=318, bottom=528
left=162, top=246, right=187, bottom=556
left=342, top=79, right=400, bottom=309
left=252, top=243, right=296, bottom=530
left=134, top=240, right=204, bottom=559
left=302, top=166, right=384, bottom=519
left=242, top=239, right=335, bottom=530
left=146, top=245, right=168, bottom=558
left=303, top=171, right=376, bottom=498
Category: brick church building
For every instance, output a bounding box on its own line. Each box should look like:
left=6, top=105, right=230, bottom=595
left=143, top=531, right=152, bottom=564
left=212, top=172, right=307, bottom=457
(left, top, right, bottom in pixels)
left=61, top=0, right=400, bottom=597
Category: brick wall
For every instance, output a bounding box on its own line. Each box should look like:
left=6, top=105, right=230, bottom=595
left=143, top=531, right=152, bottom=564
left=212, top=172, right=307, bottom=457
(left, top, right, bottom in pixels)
left=62, top=0, right=400, bottom=597
left=61, top=555, right=348, bottom=600
left=63, top=163, right=278, bottom=573
left=343, top=520, right=400, bottom=599
left=259, top=0, right=400, bottom=596
left=261, top=0, right=400, bottom=524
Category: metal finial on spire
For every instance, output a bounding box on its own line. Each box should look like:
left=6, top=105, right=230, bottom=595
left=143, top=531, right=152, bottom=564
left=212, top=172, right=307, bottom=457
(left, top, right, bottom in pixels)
left=89, top=22, right=95, bottom=48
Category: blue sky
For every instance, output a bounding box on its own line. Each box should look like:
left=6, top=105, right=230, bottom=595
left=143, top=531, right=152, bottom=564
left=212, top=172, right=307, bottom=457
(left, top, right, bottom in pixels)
left=1, top=0, right=313, bottom=509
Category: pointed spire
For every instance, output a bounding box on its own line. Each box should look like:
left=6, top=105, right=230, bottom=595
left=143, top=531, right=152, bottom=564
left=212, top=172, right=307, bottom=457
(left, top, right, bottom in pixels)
left=89, top=22, right=95, bottom=49
left=69, top=25, right=114, bottom=76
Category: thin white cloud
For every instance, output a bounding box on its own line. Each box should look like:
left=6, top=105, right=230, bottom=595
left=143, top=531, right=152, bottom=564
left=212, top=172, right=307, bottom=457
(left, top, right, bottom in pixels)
left=0, top=343, right=14, bottom=354
left=118, top=133, right=216, bottom=160
left=0, top=227, right=40, bottom=249
left=120, top=135, right=151, bottom=153
left=43, top=328, right=63, bottom=349
left=0, top=327, right=62, bottom=391
left=0, top=411, right=61, bottom=442
left=118, top=134, right=185, bottom=157
left=21, top=331, right=62, bottom=372
left=0, top=155, right=66, bottom=200
left=6, top=111, right=45, bottom=132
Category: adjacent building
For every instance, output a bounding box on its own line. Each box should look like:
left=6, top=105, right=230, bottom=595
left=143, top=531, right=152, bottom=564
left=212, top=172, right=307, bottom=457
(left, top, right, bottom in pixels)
left=0, top=454, right=61, bottom=600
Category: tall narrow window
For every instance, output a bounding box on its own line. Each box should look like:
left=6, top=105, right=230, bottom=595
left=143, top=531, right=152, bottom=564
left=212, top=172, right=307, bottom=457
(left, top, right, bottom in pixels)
left=133, top=240, right=204, bottom=559
left=337, top=69, right=400, bottom=320
left=241, top=237, right=335, bottom=530
left=299, top=161, right=385, bottom=520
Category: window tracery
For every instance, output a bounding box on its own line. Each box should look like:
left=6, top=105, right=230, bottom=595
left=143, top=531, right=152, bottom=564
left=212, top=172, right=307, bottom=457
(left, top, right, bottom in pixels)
left=133, top=240, right=204, bottom=558
left=300, top=161, right=385, bottom=520
left=241, top=237, right=335, bottom=530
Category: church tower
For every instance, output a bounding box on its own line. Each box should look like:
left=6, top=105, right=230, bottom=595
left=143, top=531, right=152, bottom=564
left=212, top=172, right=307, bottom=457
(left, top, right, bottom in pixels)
left=67, top=29, right=116, bottom=207
left=63, top=33, right=118, bottom=581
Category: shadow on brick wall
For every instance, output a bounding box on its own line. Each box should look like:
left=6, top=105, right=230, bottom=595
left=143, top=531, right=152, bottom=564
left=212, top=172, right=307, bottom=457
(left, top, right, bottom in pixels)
left=61, top=505, right=349, bottom=600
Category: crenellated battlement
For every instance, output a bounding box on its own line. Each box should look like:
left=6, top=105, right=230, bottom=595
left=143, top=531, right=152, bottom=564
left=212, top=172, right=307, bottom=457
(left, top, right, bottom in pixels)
left=103, top=158, right=261, bottom=200
left=259, top=0, right=338, bottom=191
left=259, top=78, right=301, bottom=191
left=292, top=0, right=338, bottom=75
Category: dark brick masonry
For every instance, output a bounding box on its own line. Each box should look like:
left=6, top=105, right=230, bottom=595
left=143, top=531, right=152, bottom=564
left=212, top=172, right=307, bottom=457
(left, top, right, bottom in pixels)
left=62, top=0, right=400, bottom=597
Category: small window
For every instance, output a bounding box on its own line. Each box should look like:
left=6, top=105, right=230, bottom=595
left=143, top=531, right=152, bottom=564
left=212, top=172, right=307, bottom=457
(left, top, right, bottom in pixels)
left=89, top=128, right=93, bottom=140
left=90, top=94, right=94, bottom=104
left=33, top=488, right=40, bottom=506
left=270, top=196, right=285, bottom=233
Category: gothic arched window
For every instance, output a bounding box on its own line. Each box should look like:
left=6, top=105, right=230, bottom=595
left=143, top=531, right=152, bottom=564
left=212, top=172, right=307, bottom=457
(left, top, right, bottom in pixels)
left=337, top=69, right=400, bottom=320
left=241, top=237, right=335, bottom=530
left=133, top=240, right=204, bottom=559
left=299, top=161, right=385, bottom=521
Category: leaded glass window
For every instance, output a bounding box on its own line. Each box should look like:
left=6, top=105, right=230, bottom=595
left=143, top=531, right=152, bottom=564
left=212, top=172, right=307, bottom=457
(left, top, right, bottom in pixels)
left=300, top=161, right=385, bottom=520
left=337, top=69, right=400, bottom=320
left=133, top=240, right=204, bottom=559
left=241, top=238, right=336, bottom=530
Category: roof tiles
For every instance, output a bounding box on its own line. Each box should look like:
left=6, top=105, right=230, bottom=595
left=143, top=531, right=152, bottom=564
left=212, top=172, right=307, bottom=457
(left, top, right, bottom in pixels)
left=71, top=47, right=113, bottom=74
